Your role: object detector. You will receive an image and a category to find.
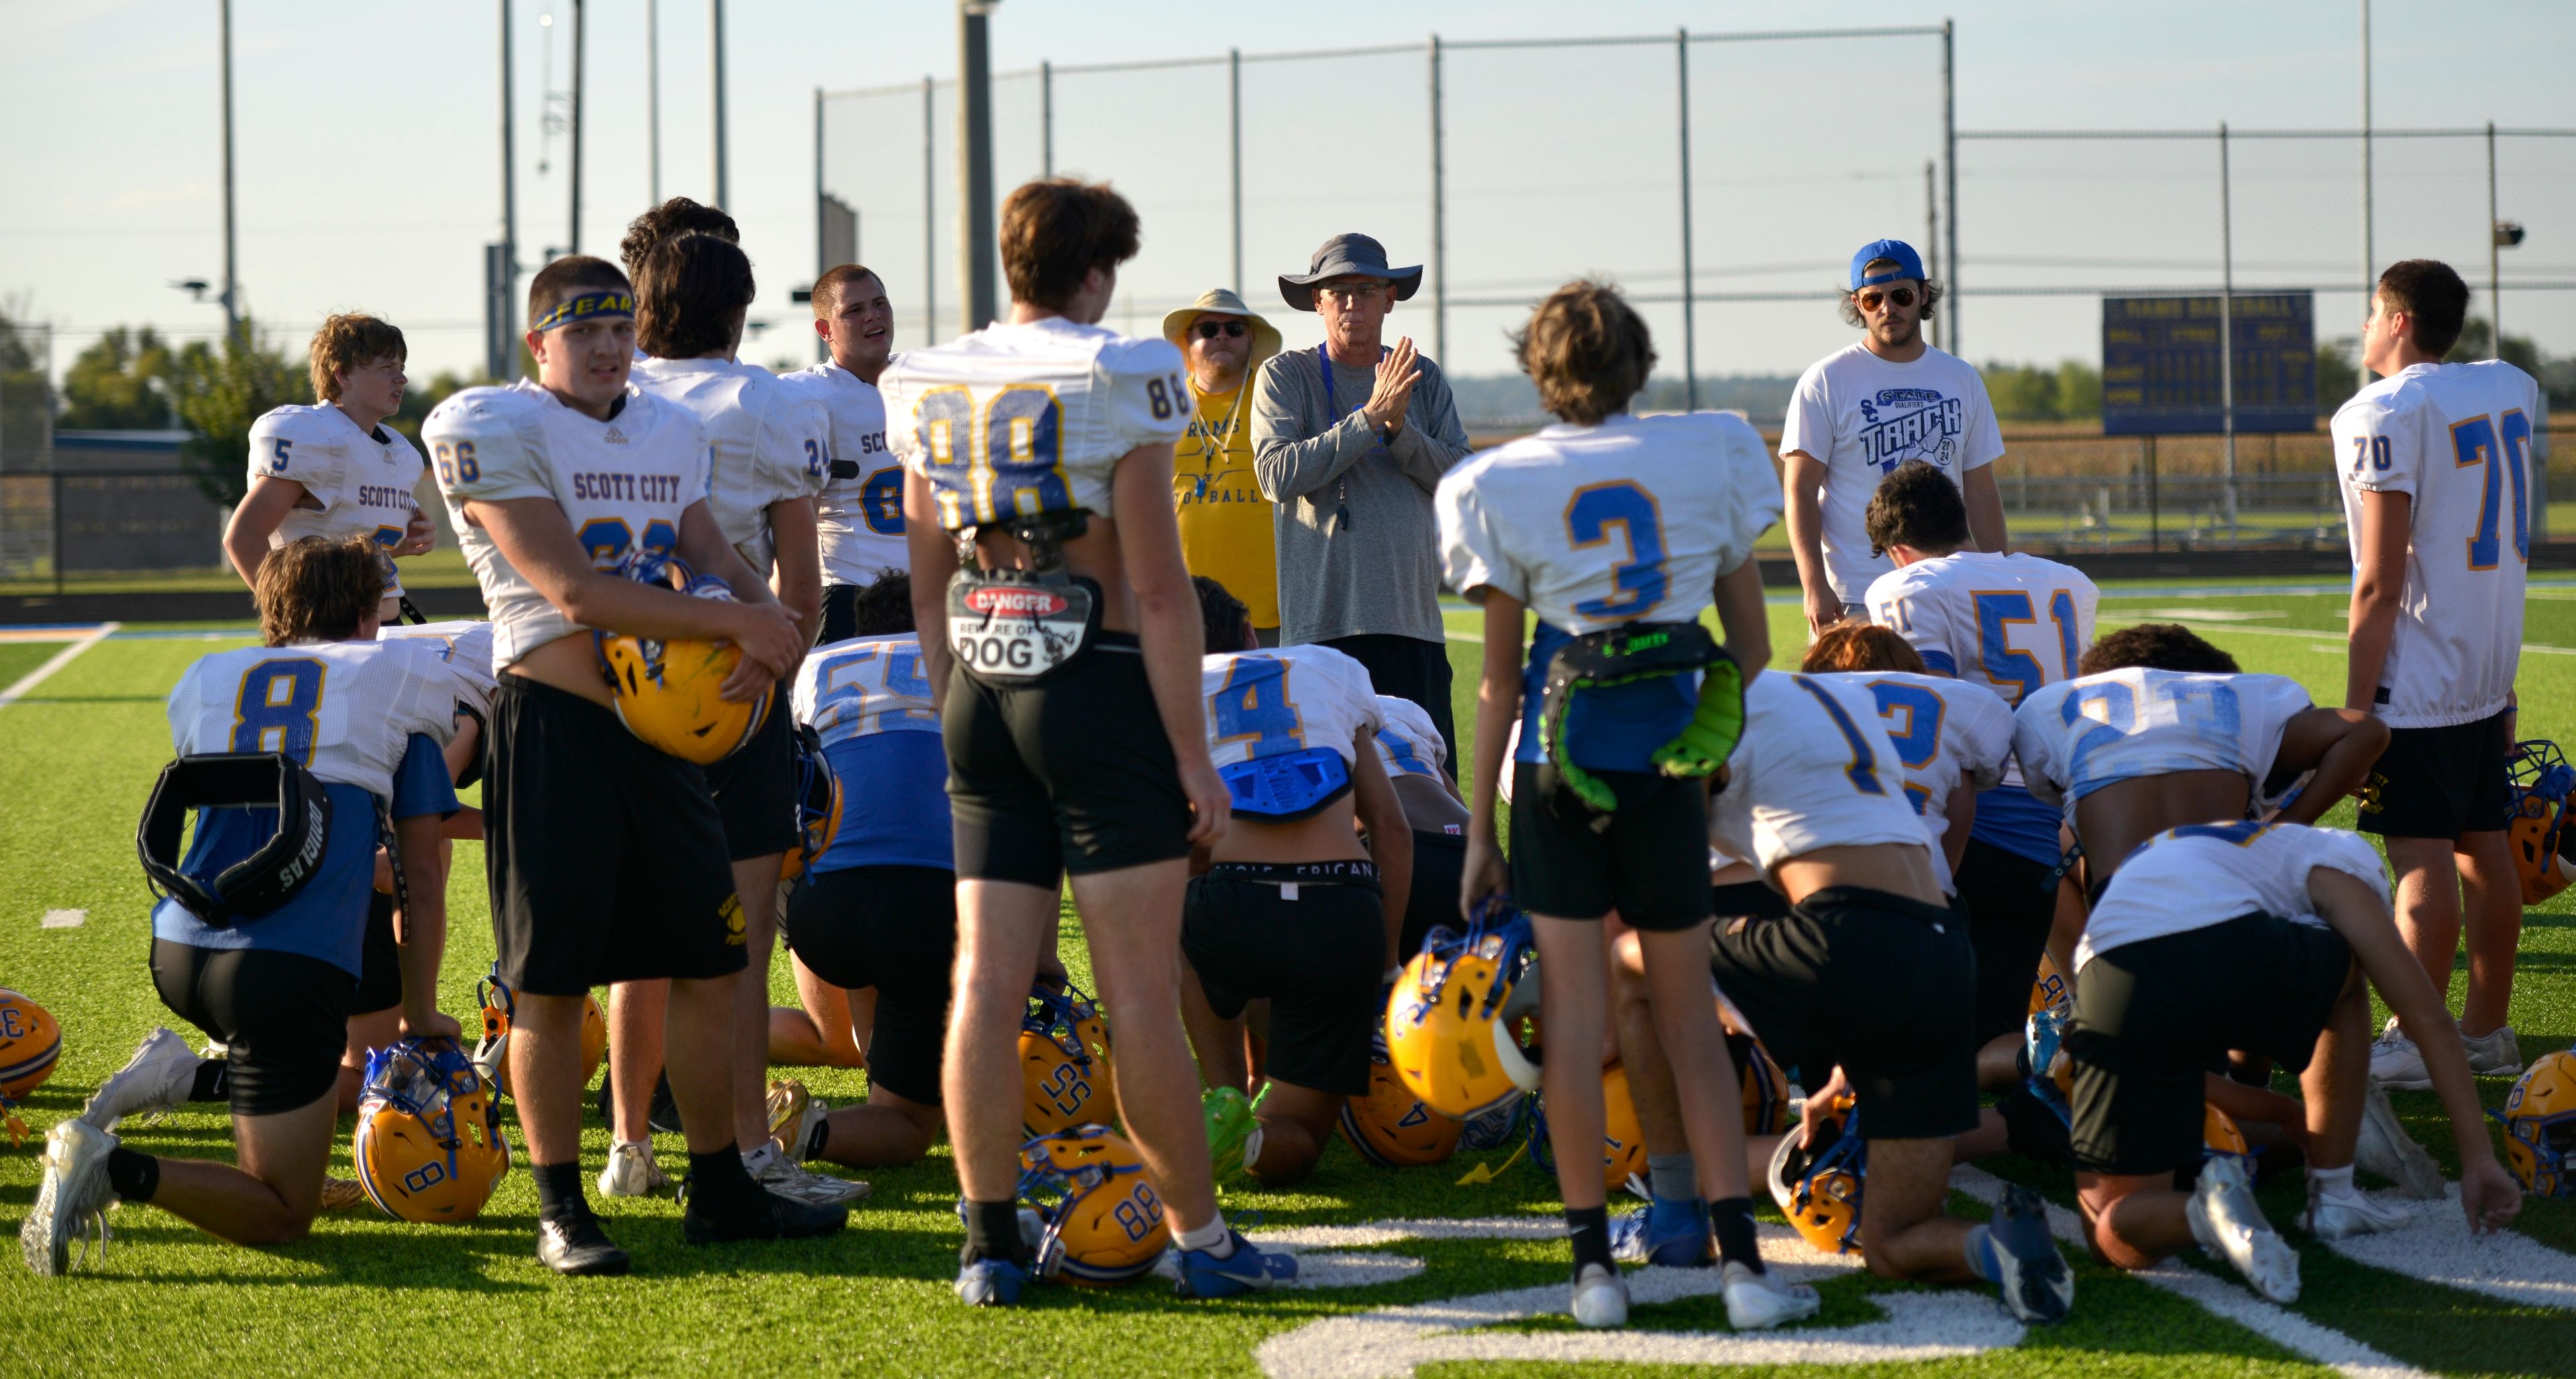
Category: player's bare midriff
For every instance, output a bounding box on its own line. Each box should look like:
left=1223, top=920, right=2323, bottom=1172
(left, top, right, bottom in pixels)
left=966, top=513, right=1138, bottom=635
left=506, top=630, right=623, bottom=710
left=1770, top=842, right=1945, bottom=908
left=1208, top=802, right=1368, bottom=867
left=2074, top=769, right=2253, bottom=884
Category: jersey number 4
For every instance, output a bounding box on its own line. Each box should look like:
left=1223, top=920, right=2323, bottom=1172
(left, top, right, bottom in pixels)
left=1210, top=657, right=1305, bottom=757
left=1564, top=481, right=1668, bottom=620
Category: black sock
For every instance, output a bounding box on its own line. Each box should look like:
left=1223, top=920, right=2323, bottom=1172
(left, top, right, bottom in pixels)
left=962, top=1199, right=1027, bottom=1267
left=685, top=1142, right=761, bottom=1213
left=802, top=1118, right=830, bottom=1162
left=188, top=1059, right=229, bottom=1103
left=107, top=1148, right=159, bottom=1203
left=1711, top=1196, right=1763, bottom=1272
left=532, top=1160, right=590, bottom=1226
left=1566, top=1205, right=1613, bottom=1273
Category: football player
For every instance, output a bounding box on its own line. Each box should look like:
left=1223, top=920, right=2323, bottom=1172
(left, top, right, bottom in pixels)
left=1861, top=461, right=2096, bottom=1056
left=1801, top=620, right=2012, bottom=902
left=1442, top=280, right=1811, bottom=1331
left=782, top=263, right=906, bottom=644
left=25, top=537, right=459, bottom=1274
left=761, top=571, right=955, bottom=1170
left=425, top=255, right=838, bottom=1276
left=1181, top=576, right=1412, bottom=1186
left=617, top=229, right=852, bottom=1208
left=223, top=313, right=437, bottom=624
left=884, top=178, right=1288, bottom=1305
left=1374, top=690, right=1470, bottom=959
left=1697, top=669, right=2076, bottom=1324
left=2335, top=260, right=2540, bottom=1089
left=2066, top=819, right=2520, bottom=1302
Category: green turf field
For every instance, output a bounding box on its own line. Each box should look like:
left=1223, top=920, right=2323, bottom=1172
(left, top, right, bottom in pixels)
left=5, top=584, right=2573, bottom=1376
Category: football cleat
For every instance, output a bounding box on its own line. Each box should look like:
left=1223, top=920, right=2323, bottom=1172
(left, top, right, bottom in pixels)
left=2493, top=1050, right=2576, bottom=1197
left=1570, top=1262, right=1629, bottom=1329
left=2353, top=1077, right=2446, bottom=1200
left=748, top=1146, right=870, bottom=1207
left=779, top=724, right=843, bottom=883
left=767, top=1078, right=830, bottom=1162
left=1020, top=981, right=1118, bottom=1137
left=1020, top=1125, right=1170, bottom=1286
left=2462, top=1025, right=2524, bottom=1081
left=0, top=988, right=64, bottom=1118
left=318, top=1176, right=370, bottom=1212
left=1205, top=1086, right=1258, bottom=1180
left=536, top=1216, right=630, bottom=1276
left=1338, top=1062, right=1463, bottom=1168
left=1385, top=901, right=1542, bottom=1120
left=593, top=551, right=769, bottom=764
left=1527, top=1062, right=1650, bottom=1195
left=957, top=1256, right=1028, bottom=1306
left=21, top=1117, right=115, bottom=1278
left=80, top=1026, right=197, bottom=1132
left=2188, top=1156, right=2297, bottom=1303
left=2302, top=1180, right=2412, bottom=1239
left=2367, top=1019, right=2430, bottom=1091
left=1987, top=1184, right=2074, bottom=1325
left=473, top=963, right=606, bottom=1100
left=354, top=1038, right=511, bottom=1223
left=680, top=1184, right=848, bottom=1244
left=2506, top=740, right=2575, bottom=905
left=1722, top=1260, right=1822, bottom=1331
left=597, top=1140, right=672, bottom=1198
left=1768, top=1094, right=1865, bottom=1256
left=1609, top=1195, right=1713, bottom=1268
left=1458, top=1091, right=1529, bottom=1152
left=1173, top=1229, right=1298, bottom=1299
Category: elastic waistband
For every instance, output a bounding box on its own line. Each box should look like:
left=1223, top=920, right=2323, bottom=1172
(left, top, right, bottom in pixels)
left=1411, top=828, right=1468, bottom=849
left=1095, top=630, right=1140, bottom=651
left=1204, top=859, right=1381, bottom=889
left=496, top=671, right=617, bottom=719
left=1793, top=884, right=1959, bottom=930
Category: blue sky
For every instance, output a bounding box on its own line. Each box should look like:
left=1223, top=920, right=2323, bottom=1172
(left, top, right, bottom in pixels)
left=5, top=0, right=2570, bottom=387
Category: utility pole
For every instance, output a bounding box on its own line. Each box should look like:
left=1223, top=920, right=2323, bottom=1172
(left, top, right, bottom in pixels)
left=219, top=0, right=239, bottom=338
left=568, top=0, right=584, bottom=252
left=2487, top=121, right=2502, bottom=359
left=957, top=1, right=998, bottom=334
left=2359, top=0, right=2374, bottom=376
left=2219, top=122, right=2237, bottom=535
left=1941, top=19, right=1957, bottom=355
left=709, top=0, right=728, bottom=207
left=1924, top=160, right=1940, bottom=351
left=646, top=0, right=659, bottom=203
left=493, top=0, right=519, bottom=379
left=1676, top=29, right=1696, bottom=410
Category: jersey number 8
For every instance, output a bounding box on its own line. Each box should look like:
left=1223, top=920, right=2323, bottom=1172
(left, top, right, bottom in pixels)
left=914, top=384, right=1071, bottom=527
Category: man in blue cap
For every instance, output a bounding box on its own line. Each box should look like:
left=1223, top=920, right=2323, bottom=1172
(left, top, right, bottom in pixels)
left=1780, top=239, right=2006, bottom=637
left=1252, top=233, right=1473, bottom=772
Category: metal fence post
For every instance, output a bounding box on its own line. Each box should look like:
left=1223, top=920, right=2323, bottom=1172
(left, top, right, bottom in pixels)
left=1040, top=60, right=1053, bottom=176
left=923, top=76, right=936, bottom=345
left=2219, top=121, right=2237, bottom=535
left=1941, top=19, right=1957, bottom=355
left=1230, top=48, right=1244, bottom=296
left=1676, top=28, right=1697, bottom=411
left=52, top=473, right=64, bottom=597
left=1429, top=34, right=1446, bottom=368
left=2487, top=121, right=2502, bottom=357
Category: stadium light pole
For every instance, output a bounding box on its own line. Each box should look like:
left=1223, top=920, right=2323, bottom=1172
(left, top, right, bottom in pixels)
left=219, top=0, right=239, bottom=340
left=2359, top=0, right=2373, bottom=376
left=710, top=0, right=728, bottom=208
left=495, top=0, right=520, bottom=380
left=2219, top=121, right=2237, bottom=536
left=2487, top=121, right=2501, bottom=360
left=1924, top=160, right=1939, bottom=352
left=1230, top=48, right=1243, bottom=296
left=923, top=75, right=936, bottom=346
left=957, top=0, right=998, bottom=335
left=1941, top=19, right=1957, bottom=356
left=1676, top=27, right=1697, bottom=411
left=568, top=0, right=584, bottom=253
left=647, top=0, right=660, bottom=203
left=1428, top=34, right=1446, bottom=369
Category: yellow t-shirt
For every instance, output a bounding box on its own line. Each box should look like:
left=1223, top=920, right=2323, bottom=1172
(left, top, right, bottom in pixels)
left=1171, top=382, right=1280, bottom=630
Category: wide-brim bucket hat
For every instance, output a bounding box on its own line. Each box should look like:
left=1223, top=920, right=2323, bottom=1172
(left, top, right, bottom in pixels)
left=1161, top=287, right=1283, bottom=371
left=1277, top=233, right=1424, bottom=312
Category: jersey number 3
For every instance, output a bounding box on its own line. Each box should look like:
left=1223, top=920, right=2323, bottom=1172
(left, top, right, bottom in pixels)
left=1564, top=481, right=1668, bottom=620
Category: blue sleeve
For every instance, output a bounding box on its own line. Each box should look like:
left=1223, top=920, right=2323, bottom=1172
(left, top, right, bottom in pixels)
left=390, top=732, right=460, bottom=820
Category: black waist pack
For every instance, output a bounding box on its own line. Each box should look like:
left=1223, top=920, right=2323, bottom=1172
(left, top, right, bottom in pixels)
left=1540, top=622, right=1745, bottom=818
left=137, top=752, right=335, bottom=928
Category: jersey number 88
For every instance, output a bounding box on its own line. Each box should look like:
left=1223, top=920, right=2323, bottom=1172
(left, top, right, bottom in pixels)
left=914, top=384, right=1071, bottom=527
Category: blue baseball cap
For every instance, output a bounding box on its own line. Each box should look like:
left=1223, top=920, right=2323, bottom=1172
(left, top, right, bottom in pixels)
left=1848, top=239, right=1927, bottom=290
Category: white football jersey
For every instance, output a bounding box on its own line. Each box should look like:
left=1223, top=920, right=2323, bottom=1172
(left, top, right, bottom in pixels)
left=247, top=403, right=425, bottom=596
left=167, top=639, right=460, bottom=802
left=1372, top=693, right=1448, bottom=782
left=425, top=380, right=713, bottom=669
left=794, top=633, right=940, bottom=749
left=1709, top=672, right=1939, bottom=875
left=1863, top=551, right=2098, bottom=701
left=881, top=317, right=1191, bottom=531
left=374, top=619, right=498, bottom=720
left=1201, top=645, right=1384, bottom=770
left=1810, top=669, right=2012, bottom=895
left=2333, top=359, right=2537, bottom=728
left=779, top=360, right=906, bottom=586
left=631, top=357, right=830, bottom=578
left=2079, top=820, right=2390, bottom=969
left=1438, top=412, right=1780, bottom=636
left=2014, top=669, right=2312, bottom=812
left=1777, top=343, right=2008, bottom=602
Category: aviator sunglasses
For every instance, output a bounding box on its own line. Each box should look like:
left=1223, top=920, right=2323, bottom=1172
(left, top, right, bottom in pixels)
left=1193, top=320, right=1248, bottom=339
left=1855, top=286, right=1919, bottom=312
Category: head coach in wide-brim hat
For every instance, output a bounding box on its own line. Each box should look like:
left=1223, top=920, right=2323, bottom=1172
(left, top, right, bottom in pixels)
left=1276, top=233, right=1423, bottom=313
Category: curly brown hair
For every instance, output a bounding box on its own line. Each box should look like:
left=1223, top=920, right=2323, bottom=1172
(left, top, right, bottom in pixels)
left=1799, top=622, right=1929, bottom=675
left=621, top=197, right=738, bottom=278
left=2077, top=622, right=2240, bottom=676
left=308, top=313, right=406, bottom=402
left=1000, top=179, right=1140, bottom=312
left=1512, top=280, right=1656, bottom=426
left=257, top=535, right=384, bottom=645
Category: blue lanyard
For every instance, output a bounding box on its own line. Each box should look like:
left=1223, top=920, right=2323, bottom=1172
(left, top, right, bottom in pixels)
left=1315, top=343, right=1391, bottom=428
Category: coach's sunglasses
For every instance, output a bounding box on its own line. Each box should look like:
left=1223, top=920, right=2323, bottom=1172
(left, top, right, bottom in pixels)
left=1193, top=320, right=1249, bottom=339
left=1855, top=286, right=1919, bottom=312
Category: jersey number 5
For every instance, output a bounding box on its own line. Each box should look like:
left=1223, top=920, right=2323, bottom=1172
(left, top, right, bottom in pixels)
left=1564, top=481, right=1668, bottom=620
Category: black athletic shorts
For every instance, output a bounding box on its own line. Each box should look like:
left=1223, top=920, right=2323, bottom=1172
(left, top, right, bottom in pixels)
left=818, top=583, right=862, bottom=647
left=1707, top=885, right=1978, bottom=1140
left=1399, top=830, right=1466, bottom=958
left=484, top=674, right=747, bottom=995
left=2358, top=706, right=2514, bottom=840
left=1318, top=634, right=1457, bottom=780
left=2065, top=912, right=2352, bottom=1176
left=945, top=633, right=1193, bottom=886
left=1182, top=861, right=1384, bottom=1097
left=706, top=680, right=799, bottom=861
left=352, top=889, right=401, bottom=1016
left=1711, top=879, right=1792, bottom=922
left=782, top=864, right=956, bottom=1104
left=1953, top=838, right=2057, bottom=1050
left=151, top=940, right=354, bottom=1117
left=1508, top=762, right=1712, bottom=932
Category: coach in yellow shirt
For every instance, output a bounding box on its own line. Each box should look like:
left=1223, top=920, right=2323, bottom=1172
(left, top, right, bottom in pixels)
left=1165, top=288, right=1284, bottom=643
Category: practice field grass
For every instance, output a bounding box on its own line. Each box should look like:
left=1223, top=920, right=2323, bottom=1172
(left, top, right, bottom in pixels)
left=4, top=583, right=2573, bottom=1377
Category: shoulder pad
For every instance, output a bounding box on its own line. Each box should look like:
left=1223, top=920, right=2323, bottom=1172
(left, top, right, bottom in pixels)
left=1098, top=333, right=1186, bottom=379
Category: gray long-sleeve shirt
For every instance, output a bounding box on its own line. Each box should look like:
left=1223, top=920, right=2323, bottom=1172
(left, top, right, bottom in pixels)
left=1251, top=345, right=1473, bottom=645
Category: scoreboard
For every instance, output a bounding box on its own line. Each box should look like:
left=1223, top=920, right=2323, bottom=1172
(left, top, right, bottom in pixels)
left=2101, top=292, right=2316, bottom=435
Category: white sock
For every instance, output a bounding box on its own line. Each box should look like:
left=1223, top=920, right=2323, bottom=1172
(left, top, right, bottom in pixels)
left=741, top=1143, right=779, bottom=1173
left=2309, top=1164, right=2359, bottom=1202
left=1242, top=1125, right=1266, bottom=1172
left=1175, top=1213, right=1232, bottom=1254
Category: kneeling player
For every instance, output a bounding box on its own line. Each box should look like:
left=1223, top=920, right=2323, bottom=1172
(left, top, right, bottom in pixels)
left=768, top=572, right=955, bottom=1170
left=1181, top=578, right=1411, bottom=1186
left=2067, top=820, right=2520, bottom=1302
left=1703, top=671, right=2075, bottom=1323
left=1371, top=687, right=1471, bottom=960
left=25, top=537, right=460, bottom=1274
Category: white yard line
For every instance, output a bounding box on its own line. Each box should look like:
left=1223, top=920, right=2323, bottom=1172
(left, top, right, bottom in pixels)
left=0, top=622, right=119, bottom=711
left=2155, top=618, right=2576, bottom=656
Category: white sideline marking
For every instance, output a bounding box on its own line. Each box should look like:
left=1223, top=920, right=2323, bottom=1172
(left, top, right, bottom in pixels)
left=2154, top=618, right=2576, bottom=657
left=1950, top=1167, right=2436, bottom=1379
left=2316, top=1185, right=2576, bottom=1313
left=0, top=622, right=120, bottom=711
left=2133, top=608, right=2287, bottom=622
left=39, top=909, right=85, bottom=929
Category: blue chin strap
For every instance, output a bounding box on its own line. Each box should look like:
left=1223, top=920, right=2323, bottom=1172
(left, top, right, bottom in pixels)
left=1219, top=747, right=1350, bottom=820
